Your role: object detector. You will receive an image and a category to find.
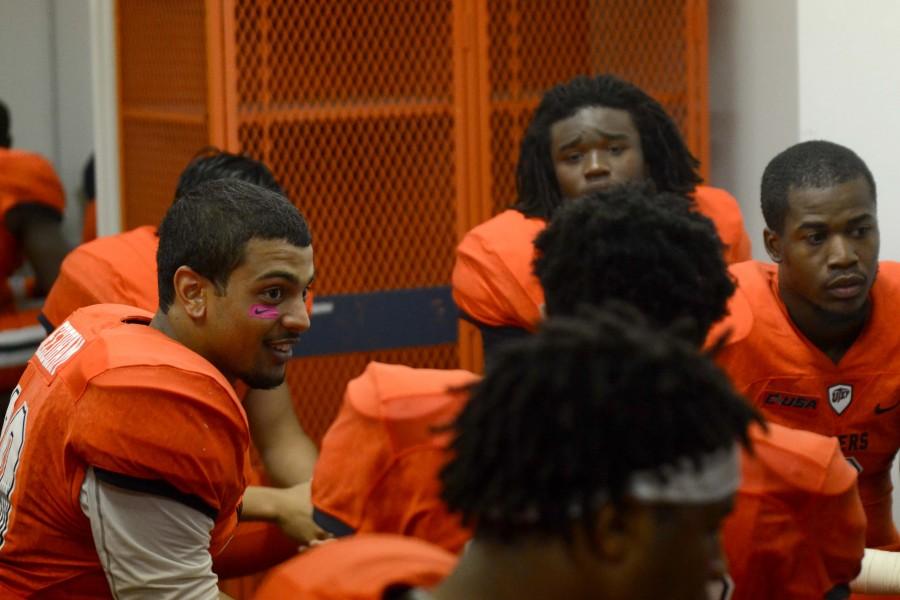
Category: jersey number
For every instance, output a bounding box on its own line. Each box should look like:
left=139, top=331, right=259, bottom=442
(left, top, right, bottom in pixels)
left=0, top=386, right=27, bottom=548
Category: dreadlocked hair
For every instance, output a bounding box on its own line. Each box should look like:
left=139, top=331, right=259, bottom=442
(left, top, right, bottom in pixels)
left=440, top=303, right=757, bottom=544
left=533, top=183, right=734, bottom=345
left=761, top=140, right=877, bottom=233
left=515, top=74, right=702, bottom=219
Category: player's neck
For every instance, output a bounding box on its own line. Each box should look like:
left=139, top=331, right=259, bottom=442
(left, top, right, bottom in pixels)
left=149, top=309, right=220, bottom=370
left=780, top=289, right=870, bottom=364
left=430, top=538, right=607, bottom=600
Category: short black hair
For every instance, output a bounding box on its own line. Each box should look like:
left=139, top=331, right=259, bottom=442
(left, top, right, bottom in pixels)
left=515, top=74, right=702, bottom=219
left=157, top=179, right=311, bottom=312
left=0, top=99, right=11, bottom=148
left=174, top=147, right=284, bottom=201
left=534, top=184, right=734, bottom=345
left=761, top=140, right=877, bottom=233
left=440, top=304, right=756, bottom=543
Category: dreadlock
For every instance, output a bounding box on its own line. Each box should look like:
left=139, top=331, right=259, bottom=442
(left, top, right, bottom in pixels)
left=761, top=140, right=877, bottom=233
left=440, top=303, right=757, bottom=543
left=515, top=74, right=702, bottom=219
left=175, top=147, right=285, bottom=201
left=533, top=184, right=734, bottom=345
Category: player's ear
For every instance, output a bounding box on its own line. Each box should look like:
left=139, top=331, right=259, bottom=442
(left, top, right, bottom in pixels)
left=763, top=228, right=783, bottom=263
left=592, top=500, right=648, bottom=564
left=172, top=266, right=208, bottom=319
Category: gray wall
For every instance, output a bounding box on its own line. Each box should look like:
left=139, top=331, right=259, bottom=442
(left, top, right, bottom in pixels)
left=0, top=0, right=93, bottom=244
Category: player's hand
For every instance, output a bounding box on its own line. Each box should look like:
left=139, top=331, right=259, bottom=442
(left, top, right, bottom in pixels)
left=273, top=481, right=331, bottom=545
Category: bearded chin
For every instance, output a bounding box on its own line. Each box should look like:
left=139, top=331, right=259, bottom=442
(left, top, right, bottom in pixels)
left=239, top=370, right=285, bottom=390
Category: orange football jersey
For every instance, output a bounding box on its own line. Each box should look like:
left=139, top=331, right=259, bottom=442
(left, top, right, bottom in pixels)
left=0, top=304, right=249, bottom=597
left=716, top=260, right=900, bottom=548
left=0, top=149, right=66, bottom=390
left=41, top=225, right=159, bottom=329
left=312, top=362, right=478, bottom=553
left=452, top=185, right=752, bottom=332
left=724, top=422, right=865, bottom=599
left=253, top=534, right=456, bottom=600
left=0, top=148, right=65, bottom=289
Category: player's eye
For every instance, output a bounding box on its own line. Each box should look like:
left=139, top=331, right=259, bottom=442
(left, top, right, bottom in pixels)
left=806, top=232, right=826, bottom=245
left=262, top=287, right=283, bottom=302
left=850, top=226, right=871, bottom=238
left=608, top=145, right=625, bottom=156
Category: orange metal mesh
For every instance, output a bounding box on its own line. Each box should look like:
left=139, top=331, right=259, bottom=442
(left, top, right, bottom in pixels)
left=485, top=0, right=707, bottom=214
left=117, top=0, right=209, bottom=229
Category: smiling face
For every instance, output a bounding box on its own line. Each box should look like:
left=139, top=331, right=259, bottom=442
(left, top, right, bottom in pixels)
left=204, top=237, right=315, bottom=389
left=550, top=105, right=647, bottom=200
left=765, top=176, right=879, bottom=323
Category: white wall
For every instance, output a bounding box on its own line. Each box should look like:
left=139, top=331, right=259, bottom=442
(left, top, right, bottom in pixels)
left=0, top=0, right=93, bottom=244
left=0, top=1, right=57, bottom=160
left=797, top=0, right=900, bottom=259
left=708, top=0, right=799, bottom=260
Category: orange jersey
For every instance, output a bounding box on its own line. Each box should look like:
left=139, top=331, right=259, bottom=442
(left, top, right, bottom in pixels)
left=692, top=185, right=752, bottom=265
left=253, top=534, right=456, bottom=600
left=41, top=225, right=159, bottom=329
left=0, top=148, right=65, bottom=287
left=0, top=304, right=249, bottom=597
left=452, top=185, right=751, bottom=331
left=312, top=362, right=478, bottom=553
left=724, top=422, right=865, bottom=599
left=715, top=260, right=900, bottom=548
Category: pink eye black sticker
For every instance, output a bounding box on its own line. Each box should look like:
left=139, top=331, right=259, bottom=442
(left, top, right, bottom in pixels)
left=249, top=304, right=279, bottom=319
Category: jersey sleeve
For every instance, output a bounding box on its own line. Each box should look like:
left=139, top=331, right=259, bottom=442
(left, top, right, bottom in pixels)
left=80, top=467, right=221, bottom=600
left=811, top=444, right=867, bottom=587
left=451, top=231, right=541, bottom=331
left=69, top=366, right=248, bottom=553
left=362, top=448, right=471, bottom=553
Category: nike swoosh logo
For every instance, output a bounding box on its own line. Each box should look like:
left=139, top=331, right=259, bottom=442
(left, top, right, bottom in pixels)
left=875, top=401, right=900, bottom=415
left=252, top=307, right=270, bottom=315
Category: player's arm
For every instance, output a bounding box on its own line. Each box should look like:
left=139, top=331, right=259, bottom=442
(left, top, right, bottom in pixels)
left=812, top=444, right=867, bottom=592
left=240, top=481, right=327, bottom=544
left=850, top=549, right=900, bottom=593
left=80, top=466, right=229, bottom=600
left=244, top=383, right=316, bottom=486
left=5, top=203, right=70, bottom=294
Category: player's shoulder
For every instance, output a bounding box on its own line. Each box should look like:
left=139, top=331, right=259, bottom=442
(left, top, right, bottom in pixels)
left=255, top=534, right=455, bottom=600
left=459, top=210, right=546, bottom=256
left=872, top=261, right=900, bottom=296
left=0, top=148, right=57, bottom=174
left=66, top=225, right=157, bottom=263
left=693, top=185, right=744, bottom=224
left=694, top=185, right=740, bottom=209
left=52, top=304, right=235, bottom=400
left=708, top=261, right=776, bottom=347
left=746, top=422, right=856, bottom=497
left=347, top=361, right=479, bottom=422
